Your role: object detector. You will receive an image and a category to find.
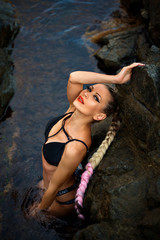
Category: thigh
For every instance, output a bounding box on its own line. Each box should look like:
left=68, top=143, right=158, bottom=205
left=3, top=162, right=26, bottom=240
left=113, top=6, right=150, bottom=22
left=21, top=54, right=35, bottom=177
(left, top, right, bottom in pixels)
left=49, top=200, right=75, bottom=217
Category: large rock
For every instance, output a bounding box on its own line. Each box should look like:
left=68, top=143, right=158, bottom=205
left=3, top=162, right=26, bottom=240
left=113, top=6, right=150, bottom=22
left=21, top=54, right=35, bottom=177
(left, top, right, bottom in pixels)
left=120, top=0, right=143, bottom=16
left=117, top=65, right=160, bottom=156
left=147, top=0, right=160, bottom=47
left=0, top=0, right=19, bottom=119
left=120, top=0, right=160, bottom=47
left=136, top=32, right=160, bottom=65
left=74, top=65, right=160, bottom=240
left=74, top=0, right=160, bottom=237
left=94, top=0, right=160, bottom=71
left=95, top=25, right=145, bottom=72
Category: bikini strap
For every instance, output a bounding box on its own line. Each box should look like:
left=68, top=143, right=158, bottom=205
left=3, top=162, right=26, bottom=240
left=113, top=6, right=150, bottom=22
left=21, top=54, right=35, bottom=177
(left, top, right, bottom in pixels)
left=46, top=126, right=63, bottom=141
left=46, top=112, right=73, bottom=140
left=56, top=181, right=79, bottom=196
left=63, top=112, right=74, bottom=117
left=65, top=139, right=89, bottom=152
left=56, top=198, right=75, bottom=205
left=46, top=112, right=89, bottom=152
left=61, top=114, right=73, bottom=140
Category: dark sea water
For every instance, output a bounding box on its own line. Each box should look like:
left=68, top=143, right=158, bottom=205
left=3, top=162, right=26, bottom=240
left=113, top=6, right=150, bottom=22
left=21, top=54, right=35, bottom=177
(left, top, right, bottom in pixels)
left=0, top=0, right=119, bottom=239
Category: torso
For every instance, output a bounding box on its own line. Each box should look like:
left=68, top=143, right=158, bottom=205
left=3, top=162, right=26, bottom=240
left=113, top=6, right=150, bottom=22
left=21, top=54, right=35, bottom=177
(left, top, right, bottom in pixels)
left=37, top=109, right=92, bottom=217
left=40, top=111, right=91, bottom=201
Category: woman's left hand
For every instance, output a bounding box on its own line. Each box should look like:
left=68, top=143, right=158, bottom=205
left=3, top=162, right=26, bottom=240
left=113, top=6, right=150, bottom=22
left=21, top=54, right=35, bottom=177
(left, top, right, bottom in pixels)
left=28, top=202, right=42, bottom=217
left=115, top=62, right=145, bottom=84
left=28, top=203, right=52, bottom=223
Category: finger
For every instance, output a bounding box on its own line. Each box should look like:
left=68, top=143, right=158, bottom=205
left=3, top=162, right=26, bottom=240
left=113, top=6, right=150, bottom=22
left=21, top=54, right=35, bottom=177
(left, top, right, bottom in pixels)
left=128, top=62, right=145, bottom=69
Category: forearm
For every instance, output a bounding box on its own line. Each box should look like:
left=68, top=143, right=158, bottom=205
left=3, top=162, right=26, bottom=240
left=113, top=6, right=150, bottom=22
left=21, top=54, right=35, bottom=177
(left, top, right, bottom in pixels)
left=69, top=71, right=117, bottom=85
left=38, top=188, right=57, bottom=210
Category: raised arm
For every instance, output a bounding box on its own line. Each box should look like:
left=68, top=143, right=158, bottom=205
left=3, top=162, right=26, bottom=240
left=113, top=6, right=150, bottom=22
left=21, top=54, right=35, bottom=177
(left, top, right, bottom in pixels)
left=67, top=71, right=116, bottom=107
left=38, top=142, right=87, bottom=210
left=67, top=62, right=145, bottom=107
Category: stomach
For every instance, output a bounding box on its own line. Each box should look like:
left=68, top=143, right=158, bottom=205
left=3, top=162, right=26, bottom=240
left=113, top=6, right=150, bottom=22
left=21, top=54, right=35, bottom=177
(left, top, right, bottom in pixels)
left=40, top=154, right=78, bottom=217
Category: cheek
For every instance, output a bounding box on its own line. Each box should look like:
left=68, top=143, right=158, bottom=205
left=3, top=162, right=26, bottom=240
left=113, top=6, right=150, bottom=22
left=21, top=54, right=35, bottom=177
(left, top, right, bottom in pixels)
left=73, top=97, right=104, bottom=116
left=86, top=99, right=96, bottom=108
left=87, top=101, right=103, bottom=114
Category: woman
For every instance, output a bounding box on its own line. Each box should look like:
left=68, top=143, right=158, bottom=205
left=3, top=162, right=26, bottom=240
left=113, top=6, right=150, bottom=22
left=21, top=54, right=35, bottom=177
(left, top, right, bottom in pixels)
left=30, top=62, right=144, bottom=218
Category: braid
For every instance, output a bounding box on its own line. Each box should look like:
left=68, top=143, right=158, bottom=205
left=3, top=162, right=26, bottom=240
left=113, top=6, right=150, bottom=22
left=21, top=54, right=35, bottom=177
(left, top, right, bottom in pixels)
left=75, top=111, right=121, bottom=220
left=89, top=111, right=120, bottom=169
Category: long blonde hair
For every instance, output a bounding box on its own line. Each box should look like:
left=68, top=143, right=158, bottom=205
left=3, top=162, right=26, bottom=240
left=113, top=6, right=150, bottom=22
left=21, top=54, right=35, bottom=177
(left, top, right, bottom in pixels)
left=75, top=109, right=121, bottom=220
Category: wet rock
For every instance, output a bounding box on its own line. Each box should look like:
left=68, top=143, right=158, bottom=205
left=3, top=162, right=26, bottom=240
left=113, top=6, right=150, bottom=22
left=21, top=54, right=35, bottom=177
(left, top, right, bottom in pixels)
left=120, top=0, right=160, bottom=47
left=93, top=0, right=160, bottom=74
left=140, top=208, right=160, bottom=240
left=0, top=0, right=19, bottom=119
left=75, top=20, right=160, bottom=240
left=74, top=65, right=160, bottom=240
left=120, top=0, right=143, bottom=16
left=147, top=0, right=160, bottom=47
left=95, top=25, right=144, bottom=72
left=117, top=65, right=160, bottom=155
left=73, top=222, right=111, bottom=240
left=73, top=0, right=160, bottom=239
left=136, top=32, right=157, bottom=63
left=73, top=222, right=144, bottom=240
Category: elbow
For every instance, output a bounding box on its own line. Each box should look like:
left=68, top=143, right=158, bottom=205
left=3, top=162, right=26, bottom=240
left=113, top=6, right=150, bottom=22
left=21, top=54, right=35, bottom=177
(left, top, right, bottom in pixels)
left=69, top=71, right=80, bottom=83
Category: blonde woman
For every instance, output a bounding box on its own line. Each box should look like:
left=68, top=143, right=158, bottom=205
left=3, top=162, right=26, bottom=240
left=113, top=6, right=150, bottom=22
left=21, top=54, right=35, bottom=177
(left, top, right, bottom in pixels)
left=30, top=63, right=144, bottom=218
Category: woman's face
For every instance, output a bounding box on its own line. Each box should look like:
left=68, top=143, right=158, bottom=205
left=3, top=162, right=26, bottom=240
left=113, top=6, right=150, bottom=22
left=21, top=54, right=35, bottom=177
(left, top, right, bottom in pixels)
left=73, top=84, right=112, bottom=121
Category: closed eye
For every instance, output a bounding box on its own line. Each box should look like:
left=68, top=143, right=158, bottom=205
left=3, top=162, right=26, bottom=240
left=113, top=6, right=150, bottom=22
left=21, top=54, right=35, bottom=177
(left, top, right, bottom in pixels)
left=94, top=95, right=100, bottom=102
left=86, top=86, right=100, bottom=103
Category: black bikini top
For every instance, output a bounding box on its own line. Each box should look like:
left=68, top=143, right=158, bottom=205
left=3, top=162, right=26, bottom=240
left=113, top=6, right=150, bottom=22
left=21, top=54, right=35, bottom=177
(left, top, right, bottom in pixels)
left=42, top=112, right=89, bottom=167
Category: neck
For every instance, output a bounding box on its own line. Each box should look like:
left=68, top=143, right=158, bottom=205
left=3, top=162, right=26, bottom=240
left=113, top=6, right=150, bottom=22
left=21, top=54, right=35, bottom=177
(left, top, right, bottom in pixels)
left=67, top=110, right=92, bottom=130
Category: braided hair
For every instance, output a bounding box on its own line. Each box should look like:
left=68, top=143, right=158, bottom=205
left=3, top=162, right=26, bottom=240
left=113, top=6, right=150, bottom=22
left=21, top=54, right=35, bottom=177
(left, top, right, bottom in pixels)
left=75, top=85, right=121, bottom=220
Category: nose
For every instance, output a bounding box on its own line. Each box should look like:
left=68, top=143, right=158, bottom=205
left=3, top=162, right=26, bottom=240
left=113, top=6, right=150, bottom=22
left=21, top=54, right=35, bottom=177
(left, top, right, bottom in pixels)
left=84, top=91, right=89, bottom=98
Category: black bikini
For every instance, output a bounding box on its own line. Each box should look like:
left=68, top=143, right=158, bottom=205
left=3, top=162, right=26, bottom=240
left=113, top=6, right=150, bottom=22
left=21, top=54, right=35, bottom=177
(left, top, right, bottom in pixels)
left=43, top=112, right=89, bottom=205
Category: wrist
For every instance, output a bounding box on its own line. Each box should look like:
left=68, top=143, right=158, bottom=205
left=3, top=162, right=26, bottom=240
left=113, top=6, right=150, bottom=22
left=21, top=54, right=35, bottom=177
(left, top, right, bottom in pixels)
left=114, top=74, right=119, bottom=84
left=38, top=203, right=43, bottom=210
left=38, top=203, right=48, bottom=211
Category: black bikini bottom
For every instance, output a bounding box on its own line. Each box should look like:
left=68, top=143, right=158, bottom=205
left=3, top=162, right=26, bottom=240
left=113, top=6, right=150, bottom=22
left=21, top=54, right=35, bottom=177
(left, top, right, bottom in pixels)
left=56, top=181, right=79, bottom=205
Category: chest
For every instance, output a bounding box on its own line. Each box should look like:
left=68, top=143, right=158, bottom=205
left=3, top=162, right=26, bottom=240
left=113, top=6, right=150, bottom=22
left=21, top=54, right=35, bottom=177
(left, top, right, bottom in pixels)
left=45, top=117, right=71, bottom=144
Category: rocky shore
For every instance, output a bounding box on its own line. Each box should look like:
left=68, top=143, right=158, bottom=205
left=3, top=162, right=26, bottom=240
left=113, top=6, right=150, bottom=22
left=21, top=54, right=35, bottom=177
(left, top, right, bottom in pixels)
left=74, top=0, right=160, bottom=239
left=0, top=0, right=160, bottom=239
left=0, top=0, right=19, bottom=120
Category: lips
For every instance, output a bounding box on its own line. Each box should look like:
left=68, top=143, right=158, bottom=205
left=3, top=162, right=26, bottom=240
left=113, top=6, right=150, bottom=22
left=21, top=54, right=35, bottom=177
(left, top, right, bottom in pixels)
left=77, top=96, right=84, bottom=104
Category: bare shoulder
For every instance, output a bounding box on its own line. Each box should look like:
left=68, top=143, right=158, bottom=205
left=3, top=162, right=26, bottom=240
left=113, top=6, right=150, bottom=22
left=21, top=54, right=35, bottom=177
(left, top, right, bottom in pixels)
left=60, top=140, right=88, bottom=168
left=72, top=127, right=91, bottom=153
left=65, top=139, right=89, bottom=157
left=65, top=133, right=91, bottom=159
left=59, top=130, right=91, bottom=168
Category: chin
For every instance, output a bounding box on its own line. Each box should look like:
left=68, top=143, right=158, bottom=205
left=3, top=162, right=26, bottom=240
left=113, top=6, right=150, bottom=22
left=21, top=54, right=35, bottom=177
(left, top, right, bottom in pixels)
left=73, top=100, right=77, bottom=108
left=73, top=99, right=82, bottom=109
left=73, top=99, right=95, bottom=117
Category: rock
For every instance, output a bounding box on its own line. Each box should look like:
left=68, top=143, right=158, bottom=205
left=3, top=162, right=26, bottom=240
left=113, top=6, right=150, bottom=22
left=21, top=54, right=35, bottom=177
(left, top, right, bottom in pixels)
left=73, top=222, right=111, bottom=240
left=74, top=65, right=160, bottom=239
left=140, top=208, right=160, bottom=240
left=120, top=0, right=160, bottom=47
left=120, top=0, right=143, bottom=16
left=0, top=0, right=19, bottom=119
left=74, top=1, right=160, bottom=239
left=0, top=0, right=19, bottom=48
left=145, top=0, right=160, bottom=48
left=136, top=32, right=160, bottom=64
left=117, top=65, right=160, bottom=164
left=74, top=222, right=144, bottom=240
left=95, top=25, right=144, bottom=72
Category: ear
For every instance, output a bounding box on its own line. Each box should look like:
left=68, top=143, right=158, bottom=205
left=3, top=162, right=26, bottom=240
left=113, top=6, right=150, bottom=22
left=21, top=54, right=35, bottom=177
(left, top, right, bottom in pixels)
left=93, top=113, right=107, bottom=121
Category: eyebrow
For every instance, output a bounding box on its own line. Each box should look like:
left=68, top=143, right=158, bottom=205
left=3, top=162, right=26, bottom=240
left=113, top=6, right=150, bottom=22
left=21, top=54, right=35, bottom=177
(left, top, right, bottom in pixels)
left=91, top=86, right=102, bottom=101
